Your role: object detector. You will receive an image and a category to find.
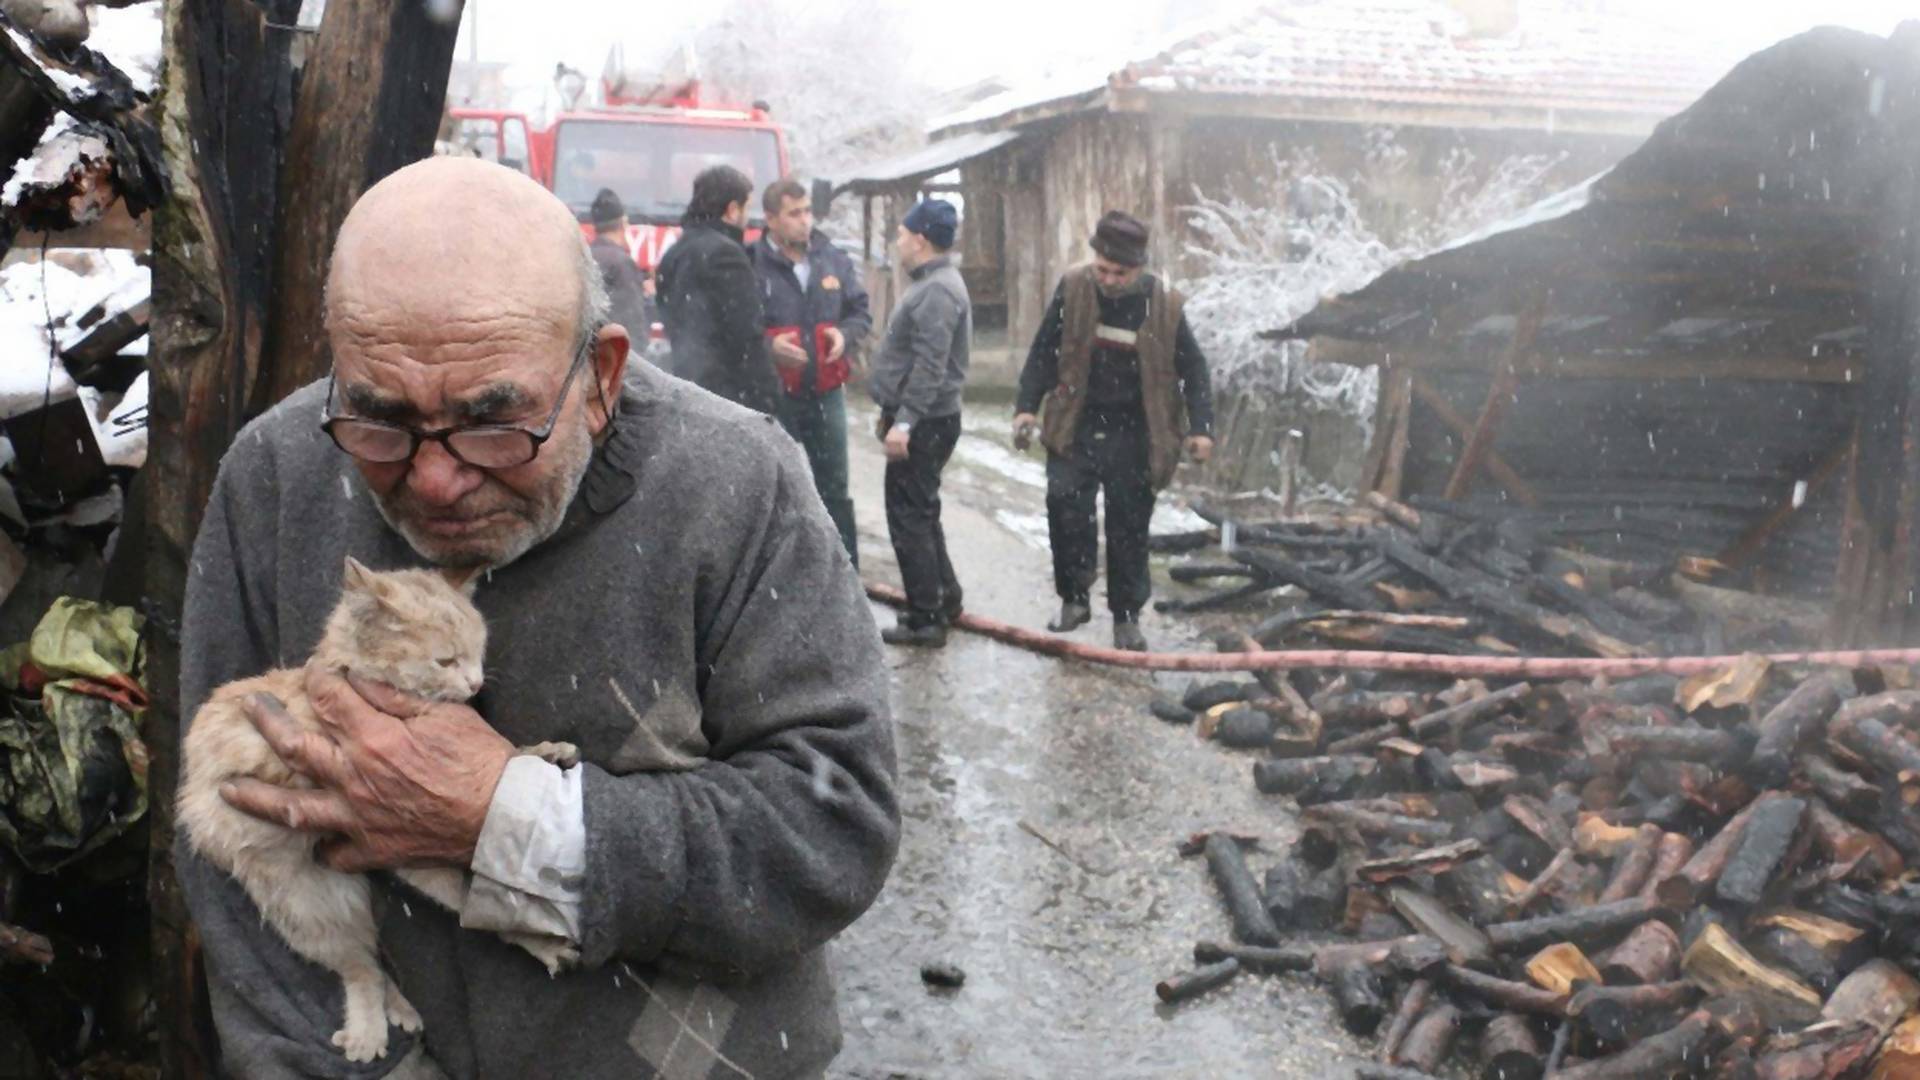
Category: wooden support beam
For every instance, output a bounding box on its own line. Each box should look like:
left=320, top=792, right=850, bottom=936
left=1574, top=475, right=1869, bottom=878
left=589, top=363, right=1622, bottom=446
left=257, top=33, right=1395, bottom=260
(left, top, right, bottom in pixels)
left=1443, top=296, right=1544, bottom=501
left=1410, top=377, right=1539, bottom=507
left=1375, top=369, right=1414, bottom=500
left=147, top=1, right=464, bottom=1074
left=1719, top=432, right=1854, bottom=569
left=1306, top=336, right=1868, bottom=384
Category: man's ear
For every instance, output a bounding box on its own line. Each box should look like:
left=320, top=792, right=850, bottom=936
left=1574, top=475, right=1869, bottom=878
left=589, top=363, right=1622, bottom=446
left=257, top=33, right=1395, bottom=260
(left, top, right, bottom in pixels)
left=589, top=326, right=629, bottom=433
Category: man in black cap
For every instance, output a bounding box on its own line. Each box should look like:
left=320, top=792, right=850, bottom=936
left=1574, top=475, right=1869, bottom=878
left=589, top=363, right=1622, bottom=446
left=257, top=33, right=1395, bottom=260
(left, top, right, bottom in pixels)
left=655, top=165, right=779, bottom=411
left=1013, top=210, right=1215, bottom=652
left=869, top=198, right=971, bottom=647
left=588, top=188, right=653, bottom=354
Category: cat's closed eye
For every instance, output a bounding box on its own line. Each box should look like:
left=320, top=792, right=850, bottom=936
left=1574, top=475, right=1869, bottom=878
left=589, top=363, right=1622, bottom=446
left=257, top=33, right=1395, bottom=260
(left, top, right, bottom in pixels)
left=436, top=657, right=459, bottom=669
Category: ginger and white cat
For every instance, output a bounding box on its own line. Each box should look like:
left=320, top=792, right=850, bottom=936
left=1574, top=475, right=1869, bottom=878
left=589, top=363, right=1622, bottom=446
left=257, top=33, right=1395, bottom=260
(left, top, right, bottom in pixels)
left=178, top=557, right=577, bottom=1062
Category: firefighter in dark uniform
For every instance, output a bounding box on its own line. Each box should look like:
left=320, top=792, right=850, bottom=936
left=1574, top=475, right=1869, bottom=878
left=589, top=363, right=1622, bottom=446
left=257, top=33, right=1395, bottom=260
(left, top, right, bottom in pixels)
left=1013, top=211, right=1215, bottom=652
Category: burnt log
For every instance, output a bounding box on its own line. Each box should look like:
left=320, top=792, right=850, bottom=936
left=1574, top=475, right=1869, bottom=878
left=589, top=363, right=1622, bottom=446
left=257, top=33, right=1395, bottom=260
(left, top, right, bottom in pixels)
left=1264, top=858, right=1345, bottom=932
left=1314, top=688, right=1429, bottom=728
left=1215, top=706, right=1280, bottom=749
left=1375, top=533, right=1639, bottom=658
left=1656, top=791, right=1789, bottom=908
left=1502, top=795, right=1576, bottom=853
left=1232, top=547, right=1381, bottom=612
left=1832, top=690, right=1920, bottom=735
left=1302, top=804, right=1456, bottom=846
left=1394, top=1003, right=1461, bottom=1072
left=1753, top=1022, right=1882, bottom=1080
left=1439, top=965, right=1567, bottom=1017
left=1442, top=854, right=1519, bottom=926
left=1357, top=840, right=1485, bottom=886
left=1326, top=961, right=1391, bottom=1036
left=1185, top=680, right=1258, bottom=712
left=1597, top=824, right=1664, bottom=904
left=1801, top=755, right=1880, bottom=819
left=1484, top=898, right=1665, bottom=955
left=1550, top=1010, right=1712, bottom=1080
left=1525, top=942, right=1602, bottom=996
left=1192, top=941, right=1315, bottom=974
left=1831, top=716, right=1920, bottom=788
left=1822, top=958, right=1920, bottom=1034
left=1598, top=921, right=1682, bottom=985
left=1408, top=683, right=1533, bottom=741
left=1638, top=833, right=1695, bottom=902
left=1681, top=923, right=1822, bottom=1028
left=1155, top=958, right=1241, bottom=1004
left=1745, top=675, right=1846, bottom=786
left=1715, top=796, right=1807, bottom=909
left=1329, top=723, right=1404, bottom=755
left=1205, top=832, right=1281, bottom=946
left=1804, top=798, right=1904, bottom=881
left=1148, top=694, right=1197, bottom=725
left=1379, top=978, right=1435, bottom=1064
left=1390, top=886, right=1493, bottom=966
left=1566, top=982, right=1701, bottom=1047
left=1479, top=1013, right=1544, bottom=1080
left=1254, top=756, right=1379, bottom=802
left=1600, top=723, right=1745, bottom=765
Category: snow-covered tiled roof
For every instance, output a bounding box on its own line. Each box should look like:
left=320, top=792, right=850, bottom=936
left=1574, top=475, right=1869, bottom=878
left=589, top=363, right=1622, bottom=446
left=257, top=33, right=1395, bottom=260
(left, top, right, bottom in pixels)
left=933, top=1, right=1748, bottom=137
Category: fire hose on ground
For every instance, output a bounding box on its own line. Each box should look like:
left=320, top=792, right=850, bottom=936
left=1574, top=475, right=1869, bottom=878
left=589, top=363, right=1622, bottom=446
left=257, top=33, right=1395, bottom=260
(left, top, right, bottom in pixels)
left=862, top=581, right=1920, bottom=680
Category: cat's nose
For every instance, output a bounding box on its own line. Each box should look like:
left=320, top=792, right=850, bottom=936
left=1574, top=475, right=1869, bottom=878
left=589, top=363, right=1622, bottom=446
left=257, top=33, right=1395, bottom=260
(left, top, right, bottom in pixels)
left=464, top=667, right=484, bottom=698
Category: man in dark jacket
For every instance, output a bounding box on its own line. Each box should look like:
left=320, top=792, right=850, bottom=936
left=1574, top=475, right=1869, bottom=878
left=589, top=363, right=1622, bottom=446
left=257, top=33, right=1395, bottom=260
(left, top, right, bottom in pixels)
left=751, top=178, right=871, bottom=565
left=587, top=188, right=651, bottom=350
left=1014, top=210, right=1214, bottom=652
left=868, top=199, right=970, bottom=647
left=654, top=165, right=778, bottom=411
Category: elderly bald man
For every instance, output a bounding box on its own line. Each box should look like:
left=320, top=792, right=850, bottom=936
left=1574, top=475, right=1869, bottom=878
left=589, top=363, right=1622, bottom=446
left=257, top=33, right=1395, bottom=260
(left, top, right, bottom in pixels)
left=175, top=157, right=898, bottom=1080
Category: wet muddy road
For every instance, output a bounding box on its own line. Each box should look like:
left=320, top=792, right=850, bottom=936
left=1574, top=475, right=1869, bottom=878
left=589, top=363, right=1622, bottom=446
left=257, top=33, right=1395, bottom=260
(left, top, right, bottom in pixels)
left=826, top=406, right=1366, bottom=1079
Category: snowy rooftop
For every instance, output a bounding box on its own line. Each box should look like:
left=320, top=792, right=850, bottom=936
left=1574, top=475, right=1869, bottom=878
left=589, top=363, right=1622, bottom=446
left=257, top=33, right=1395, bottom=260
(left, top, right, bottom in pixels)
left=932, top=0, right=1749, bottom=137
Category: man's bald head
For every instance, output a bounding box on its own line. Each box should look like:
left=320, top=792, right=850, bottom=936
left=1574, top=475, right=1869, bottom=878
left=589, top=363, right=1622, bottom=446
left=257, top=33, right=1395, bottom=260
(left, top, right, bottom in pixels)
left=328, top=157, right=596, bottom=348
left=319, top=157, right=628, bottom=570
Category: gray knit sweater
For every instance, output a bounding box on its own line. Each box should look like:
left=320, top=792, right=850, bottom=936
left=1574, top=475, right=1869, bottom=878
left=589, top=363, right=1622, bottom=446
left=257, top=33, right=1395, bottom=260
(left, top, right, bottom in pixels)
left=175, top=361, right=899, bottom=1079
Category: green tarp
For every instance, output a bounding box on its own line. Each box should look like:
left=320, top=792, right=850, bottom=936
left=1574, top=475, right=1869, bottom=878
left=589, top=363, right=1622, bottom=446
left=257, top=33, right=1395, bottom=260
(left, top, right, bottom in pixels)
left=0, top=597, right=147, bottom=873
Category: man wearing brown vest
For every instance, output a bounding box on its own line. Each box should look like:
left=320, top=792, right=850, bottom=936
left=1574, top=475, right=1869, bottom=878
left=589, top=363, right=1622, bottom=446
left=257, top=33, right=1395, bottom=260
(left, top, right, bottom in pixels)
left=1013, top=211, right=1214, bottom=651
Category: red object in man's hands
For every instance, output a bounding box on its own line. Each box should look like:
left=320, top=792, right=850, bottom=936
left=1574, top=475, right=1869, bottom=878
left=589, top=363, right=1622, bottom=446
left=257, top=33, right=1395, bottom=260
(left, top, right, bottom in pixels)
left=765, top=323, right=850, bottom=396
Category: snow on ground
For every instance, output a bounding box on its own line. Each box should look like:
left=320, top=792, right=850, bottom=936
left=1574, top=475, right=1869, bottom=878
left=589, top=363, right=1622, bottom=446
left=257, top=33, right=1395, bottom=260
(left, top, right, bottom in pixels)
left=85, top=4, right=160, bottom=95
left=0, top=251, right=148, bottom=420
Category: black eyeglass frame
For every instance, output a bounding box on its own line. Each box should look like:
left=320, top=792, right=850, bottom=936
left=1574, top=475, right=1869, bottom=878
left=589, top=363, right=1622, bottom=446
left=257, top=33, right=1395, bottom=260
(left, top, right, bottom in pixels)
left=319, top=338, right=595, bottom=469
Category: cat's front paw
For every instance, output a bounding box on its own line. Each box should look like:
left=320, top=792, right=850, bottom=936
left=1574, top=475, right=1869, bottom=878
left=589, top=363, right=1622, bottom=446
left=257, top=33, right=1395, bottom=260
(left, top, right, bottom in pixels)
left=332, top=1014, right=391, bottom=1063
left=385, top=979, right=423, bottom=1034
left=520, top=741, right=579, bottom=769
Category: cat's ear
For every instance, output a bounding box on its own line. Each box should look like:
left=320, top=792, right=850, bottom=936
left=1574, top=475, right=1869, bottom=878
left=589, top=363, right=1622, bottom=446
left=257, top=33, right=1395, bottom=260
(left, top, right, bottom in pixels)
left=439, top=566, right=482, bottom=597
left=342, top=556, right=377, bottom=593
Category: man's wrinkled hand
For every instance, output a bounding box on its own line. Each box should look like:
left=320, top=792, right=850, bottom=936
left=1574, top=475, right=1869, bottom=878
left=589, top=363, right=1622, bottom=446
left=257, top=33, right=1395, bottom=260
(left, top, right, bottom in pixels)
left=220, top=670, right=515, bottom=873
left=823, top=327, right=847, bottom=364
left=769, top=332, right=807, bottom=370
left=1186, top=435, right=1215, bottom=464
left=883, top=425, right=911, bottom=462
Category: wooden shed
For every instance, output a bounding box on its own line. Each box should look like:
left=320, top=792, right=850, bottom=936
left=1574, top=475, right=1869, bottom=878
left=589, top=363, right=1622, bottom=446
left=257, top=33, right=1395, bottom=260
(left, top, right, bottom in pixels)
left=836, top=0, right=1747, bottom=392
left=1269, top=24, right=1920, bottom=645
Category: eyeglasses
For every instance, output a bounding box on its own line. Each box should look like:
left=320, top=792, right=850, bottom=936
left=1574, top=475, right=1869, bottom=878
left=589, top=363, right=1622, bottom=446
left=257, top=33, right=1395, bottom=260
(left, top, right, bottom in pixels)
left=320, top=344, right=590, bottom=469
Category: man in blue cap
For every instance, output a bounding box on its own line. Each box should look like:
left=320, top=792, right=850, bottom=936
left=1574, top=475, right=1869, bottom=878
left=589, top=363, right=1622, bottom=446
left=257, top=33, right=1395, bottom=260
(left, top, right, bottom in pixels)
left=868, top=198, right=970, bottom=647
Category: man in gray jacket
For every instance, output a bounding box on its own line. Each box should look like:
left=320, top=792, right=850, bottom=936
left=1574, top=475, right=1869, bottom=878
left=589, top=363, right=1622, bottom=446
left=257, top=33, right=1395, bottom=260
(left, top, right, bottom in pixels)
left=867, top=199, right=970, bottom=647
left=178, top=157, right=898, bottom=1079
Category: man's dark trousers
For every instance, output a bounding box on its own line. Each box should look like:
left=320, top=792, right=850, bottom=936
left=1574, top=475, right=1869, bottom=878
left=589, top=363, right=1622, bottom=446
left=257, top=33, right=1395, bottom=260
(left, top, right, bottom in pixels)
left=1046, top=406, right=1155, bottom=617
left=884, top=413, right=963, bottom=627
left=776, top=386, right=857, bottom=566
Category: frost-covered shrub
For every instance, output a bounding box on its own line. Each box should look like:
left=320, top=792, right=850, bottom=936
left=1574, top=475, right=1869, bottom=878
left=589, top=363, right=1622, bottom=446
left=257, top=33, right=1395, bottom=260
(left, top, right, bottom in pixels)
left=1180, top=136, right=1566, bottom=434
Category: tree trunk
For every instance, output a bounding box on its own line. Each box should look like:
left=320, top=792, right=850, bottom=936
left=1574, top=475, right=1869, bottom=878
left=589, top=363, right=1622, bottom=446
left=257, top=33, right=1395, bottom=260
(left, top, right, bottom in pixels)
left=147, top=2, right=462, bottom=1074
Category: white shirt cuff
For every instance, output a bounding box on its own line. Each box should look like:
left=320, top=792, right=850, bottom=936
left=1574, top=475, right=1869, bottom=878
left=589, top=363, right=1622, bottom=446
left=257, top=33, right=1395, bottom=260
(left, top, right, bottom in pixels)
left=462, top=755, right=587, bottom=942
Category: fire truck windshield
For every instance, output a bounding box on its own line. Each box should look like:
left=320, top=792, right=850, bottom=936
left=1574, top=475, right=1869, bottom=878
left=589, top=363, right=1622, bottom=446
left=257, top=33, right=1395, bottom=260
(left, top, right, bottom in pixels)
left=551, top=119, right=782, bottom=224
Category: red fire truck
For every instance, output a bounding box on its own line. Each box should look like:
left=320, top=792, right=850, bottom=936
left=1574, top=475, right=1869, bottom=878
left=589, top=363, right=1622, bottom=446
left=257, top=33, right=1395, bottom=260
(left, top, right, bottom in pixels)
left=444, top=54, right=790, bottom=274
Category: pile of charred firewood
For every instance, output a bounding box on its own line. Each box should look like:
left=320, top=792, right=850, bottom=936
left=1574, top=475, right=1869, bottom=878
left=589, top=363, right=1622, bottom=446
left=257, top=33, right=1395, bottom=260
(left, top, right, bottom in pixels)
left=1151, top=494, right=1824, bottom=657
left=1153, top=660, right=1920, bottom=1078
